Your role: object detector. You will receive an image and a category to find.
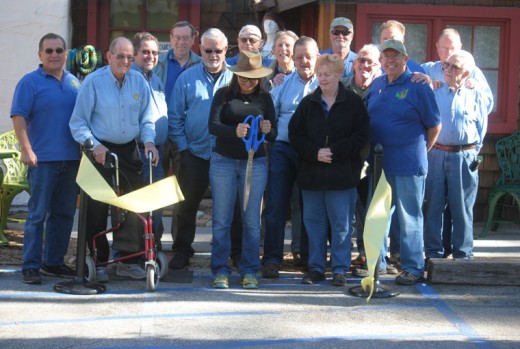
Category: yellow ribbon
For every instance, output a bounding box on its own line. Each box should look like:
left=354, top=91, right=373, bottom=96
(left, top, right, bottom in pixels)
left=360, top=171, right=392, bottom=302
left=76, top=154, right=184, bottom=213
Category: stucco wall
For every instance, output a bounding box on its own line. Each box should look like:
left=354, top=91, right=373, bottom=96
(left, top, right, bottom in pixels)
left=0, top=1, right=71, bottom=133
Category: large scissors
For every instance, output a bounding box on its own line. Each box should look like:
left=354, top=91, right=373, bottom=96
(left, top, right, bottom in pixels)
left=241, top=115, right=266, bottom=211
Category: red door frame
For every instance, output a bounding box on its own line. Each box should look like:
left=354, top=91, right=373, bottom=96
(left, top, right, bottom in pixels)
left=86, top=0, right=200, bottom=53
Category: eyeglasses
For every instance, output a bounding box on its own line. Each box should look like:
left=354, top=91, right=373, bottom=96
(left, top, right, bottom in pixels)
left=331, top=29, right=351, bottom=36
left=43, top=48, right=65, bottom=55
left=239, top=37, right=260, bottom=44
left=203, top=48, right=224, bottom=54
left=172, top=35, right=192, bottom=42
left=139, top=49, right=159, bottom=56
left=237, top=76, right=257, bottom=83
left=115, top=54, right=135, bottom=62
left=443, top=62, right=462, bottom=72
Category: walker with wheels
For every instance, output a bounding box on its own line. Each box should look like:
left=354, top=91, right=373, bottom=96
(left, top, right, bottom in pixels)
left=83, top=144, right=168, bottom=291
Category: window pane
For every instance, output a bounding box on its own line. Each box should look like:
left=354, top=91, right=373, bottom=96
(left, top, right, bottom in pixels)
left=483, top=70, right=498, bottom=113
left=110, top=0, right=143, bottom=28
left=146, top=0, right=178, bottom=30
left=371, top=22, right=427, bottom=64
left=474, top=26, right=500, bottom=68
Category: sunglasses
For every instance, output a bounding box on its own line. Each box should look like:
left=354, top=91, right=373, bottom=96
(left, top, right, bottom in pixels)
left=139, top=49, right=159, bottom=56
left=331, top=29, right=351, bottom=36
left=44, top=48, right=65, bottom=55
left=239, top=37, right=260, bottom=44
left=357, top=58, right=378, bottom=66
left=115, top=54, right=135, bottom=62
left=203, top=49, right=224, bottom=54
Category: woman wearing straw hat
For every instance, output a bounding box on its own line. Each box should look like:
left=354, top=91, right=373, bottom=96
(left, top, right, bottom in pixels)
left=208, top=51, right=277, bottom=289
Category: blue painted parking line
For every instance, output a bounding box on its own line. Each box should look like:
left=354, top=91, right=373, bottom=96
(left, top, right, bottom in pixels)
left=417, top=283, right=496, bottom=349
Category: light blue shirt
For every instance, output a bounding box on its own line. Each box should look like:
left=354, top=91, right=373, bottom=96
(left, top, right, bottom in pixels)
left=270, top=72, right=319, bottom=142
left=69, top=66, right=155, bottom=149
left=434, top=83, right=488, bottom=152
left=421, top=60, right=494, bottom=114
left=168, top=63, right=233, bottom=160
left=132, top=65, right=168, bottom=146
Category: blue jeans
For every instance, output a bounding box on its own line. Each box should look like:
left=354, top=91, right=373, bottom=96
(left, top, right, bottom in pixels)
left=425, top=148, right=478, bottom=259
left=209, top=152, right=267, bottom=276
left=302, top=188, right=356, bottom=275
left=383, top=174, right=426, bottom=277
left=140, top=146, right=165, bottom=237
left=23, top=161, right=79, bottom=270
left=263, top=141, right=299, bottom=265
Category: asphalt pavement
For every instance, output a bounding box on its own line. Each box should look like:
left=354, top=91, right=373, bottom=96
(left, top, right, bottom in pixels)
left=1, top=214, right=519, bottom=349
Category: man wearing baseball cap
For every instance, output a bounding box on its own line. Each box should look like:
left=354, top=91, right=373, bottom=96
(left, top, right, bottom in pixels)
left=365, top=39, right=441, bottom=285
left=226, top=24, right=273, bottom=67
left=320, top=17, right=356, bottom=78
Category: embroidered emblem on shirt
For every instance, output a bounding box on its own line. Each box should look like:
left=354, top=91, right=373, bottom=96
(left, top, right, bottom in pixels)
left=71, top=79, right=79, bottom=89
left=134, top=93, right=139, bottom=101
left=395, top=88, right=408, bottom=100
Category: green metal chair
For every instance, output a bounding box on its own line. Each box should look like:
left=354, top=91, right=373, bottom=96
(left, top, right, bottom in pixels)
left=479, top=131, right=520, bottom=238
left=0, top=130, right=30, bottom=245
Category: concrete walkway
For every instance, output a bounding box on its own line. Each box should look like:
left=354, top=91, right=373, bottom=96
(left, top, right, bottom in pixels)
left=0, top=213, right=519, bottom=349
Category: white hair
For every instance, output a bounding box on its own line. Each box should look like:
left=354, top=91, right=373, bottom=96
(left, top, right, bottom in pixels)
left=201, top=28, right=228, bottom=47
left=447, top=50, right=475, bottom=74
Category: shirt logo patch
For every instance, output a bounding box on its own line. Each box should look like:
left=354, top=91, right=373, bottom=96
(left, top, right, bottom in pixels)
left=395, top=88, right=408, bottom=100
left=71, top=79, right=79, bottom=89
left=134, top=93, right=139, bottom=101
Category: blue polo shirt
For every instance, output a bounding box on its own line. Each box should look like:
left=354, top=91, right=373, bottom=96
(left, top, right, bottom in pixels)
left=421, top=60, right=493, bottom=114
left=434, top=83, right=488, bottom=152
left=320, top=49, right=357, bottom=78
left=270, top=72, right=319, bottom=142
left=168, top=63, right=233, bottom=160
left=365, top=69, right=441, bottom=176
left=10, top=65, right=81, bottom=161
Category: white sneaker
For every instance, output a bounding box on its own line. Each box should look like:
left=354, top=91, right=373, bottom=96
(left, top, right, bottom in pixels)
left=116, top=262, right=146, bottom=279
left=96, top=267, right=109, bottom=283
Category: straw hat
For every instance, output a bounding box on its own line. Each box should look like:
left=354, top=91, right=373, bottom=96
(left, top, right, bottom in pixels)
left=228, top=51, right=273, bottom=79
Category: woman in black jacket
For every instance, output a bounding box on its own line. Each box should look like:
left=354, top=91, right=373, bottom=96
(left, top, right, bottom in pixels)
left=289, top=54, right=370, bottom=286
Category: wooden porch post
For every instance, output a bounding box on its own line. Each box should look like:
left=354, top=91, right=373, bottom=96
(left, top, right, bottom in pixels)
left=317, top=0, right=335, bottom=50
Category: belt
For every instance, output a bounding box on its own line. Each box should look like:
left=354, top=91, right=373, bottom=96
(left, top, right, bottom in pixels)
left=433, top=143, right=476, bottom=152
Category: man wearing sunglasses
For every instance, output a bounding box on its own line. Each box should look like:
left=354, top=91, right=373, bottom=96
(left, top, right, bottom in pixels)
left=226, top=25, right=273, bottom=67
left=11, top=33, right=81, bottom=284
left=168, top=28, right=234, bottom=270
left=320, top=17, right=357, bottom=78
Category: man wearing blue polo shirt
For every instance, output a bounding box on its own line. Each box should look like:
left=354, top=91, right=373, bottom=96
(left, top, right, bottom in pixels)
left=320, top=17, right=357, bottom=78
left=11, top=33, right=81, bottom=284
left=365, top=39, right=441, bottom=285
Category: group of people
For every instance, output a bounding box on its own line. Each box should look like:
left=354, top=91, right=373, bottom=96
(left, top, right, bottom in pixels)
left=11, top=14, right=490, bottom=289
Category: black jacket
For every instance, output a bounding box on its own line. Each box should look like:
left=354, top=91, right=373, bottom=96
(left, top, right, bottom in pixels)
left=288, top=82, right=370, bottom=191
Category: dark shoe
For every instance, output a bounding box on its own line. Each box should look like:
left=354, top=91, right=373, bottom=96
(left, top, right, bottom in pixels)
left=352, top=255, right=366, bottom=267
left=385, top=264, right=399, bottom=275
left=301, top=270, right=325, bottom=284
left=169, top=253, right=189, bottom=269
left=40, top=264, right=75, bottom=278
left=292, top=252, right=303, bottom=267
left=331, top=273, right=347, bottom=286
left=262, top=262, right=279, bottom=279
left=396, top=271, right=422, bottom=285
left=22, top=268, right=41, bottom=284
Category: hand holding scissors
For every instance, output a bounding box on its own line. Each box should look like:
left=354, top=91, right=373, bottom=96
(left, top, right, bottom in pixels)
left=241, top=115, right=266, bottom=210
